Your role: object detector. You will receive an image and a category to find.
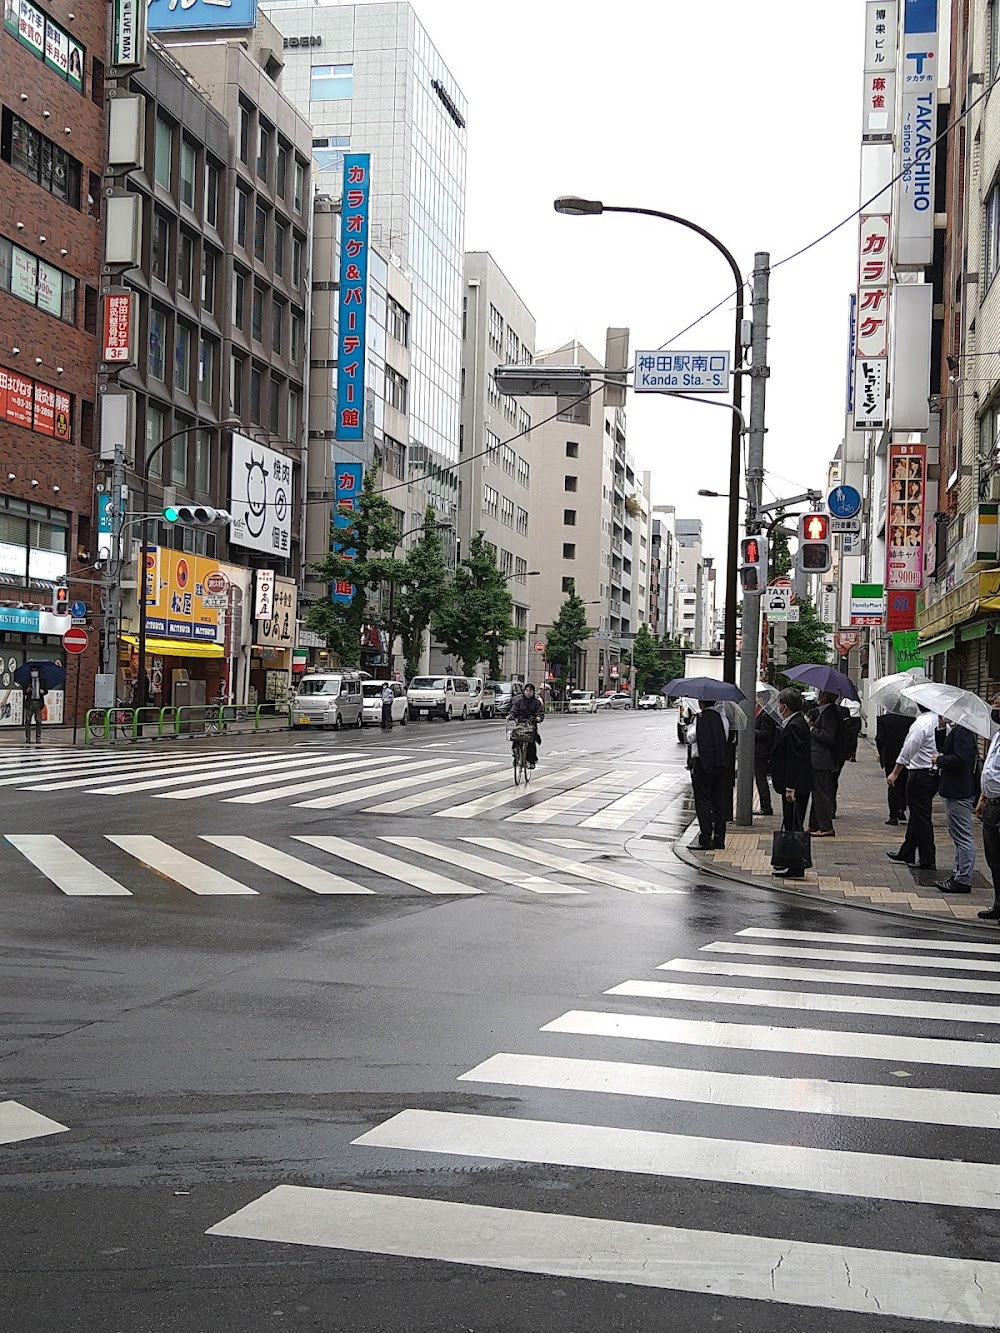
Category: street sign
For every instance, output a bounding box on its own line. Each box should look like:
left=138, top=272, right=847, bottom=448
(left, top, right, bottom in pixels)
left=534, top=641, right=545, bottom=653
left=828, top=485, right=862, bottom=519
left=204, top=570, right=230, bottom=595
left=71, top=617, right=87, bottom=627
left=768, top=606, right=800, bottom=623
left=831, top=517, right=861, bottom=534
left=70, top=600, right=86, bottom=618
left=633, top=350, right=730, bottom=395
left=202, top=593, right=229, bottom=609
left=62, top=626, right=89, bottom=654
left=763, top=585, right=792, bottom=614
left=850, top=582, right=884, bottom=627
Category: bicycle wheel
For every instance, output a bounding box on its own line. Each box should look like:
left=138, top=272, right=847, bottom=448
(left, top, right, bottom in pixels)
left=512, top=741, right=524, bottom=785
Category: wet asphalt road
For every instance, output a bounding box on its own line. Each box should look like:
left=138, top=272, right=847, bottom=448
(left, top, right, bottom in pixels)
left=3, top=711, right=1000, bottom=1332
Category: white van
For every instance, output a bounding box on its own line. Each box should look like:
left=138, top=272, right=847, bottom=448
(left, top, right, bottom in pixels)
left=464, top=677, right=495, bottom=719
left=406, top=674, right=471, bottom=721
left=292, top=671, right=364, bottom=730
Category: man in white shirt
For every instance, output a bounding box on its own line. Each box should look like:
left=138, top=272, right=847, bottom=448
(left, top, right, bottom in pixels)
left=886, top=706, right=940, bottom=870
left=380, top=681, right=395, bottom=731
left=975, top=691, right=1000, bottom=920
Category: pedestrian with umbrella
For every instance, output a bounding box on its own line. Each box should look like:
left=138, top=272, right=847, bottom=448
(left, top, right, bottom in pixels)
left=14, top=659, right=64, bottom=744
left=770, top=687, right=813, bottom=878
left=664, top=677, right=745, bottom=851
left=870, top=671, right=923, bottom=824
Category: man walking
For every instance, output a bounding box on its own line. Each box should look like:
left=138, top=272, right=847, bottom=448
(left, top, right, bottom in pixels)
left=754, top=702, right=778, bottom=816
left=934, top=720, right=979, bottom=895
left=876, top=709, right=913, bottom=825
left=975, top=692, right=1000, bottom=921
left=380, top=681, right=395, bottom=731
left=689, top=700, right=730, bottom=850
left=22, top=666, right=46, bottom=744
left=808, top=691, right=843, bottom=837
left=887, top=705, right=939, bottom=870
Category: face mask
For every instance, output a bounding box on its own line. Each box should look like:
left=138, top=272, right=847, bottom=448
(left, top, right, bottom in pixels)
left=992, top=709, right=1000, bottom=726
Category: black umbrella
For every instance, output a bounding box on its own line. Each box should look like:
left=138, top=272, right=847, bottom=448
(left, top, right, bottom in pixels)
left=661, top=676, right=746, bottom=702
left=13, top=660, right=66, bottom=690
left=782, top=663, right=859, bottom=702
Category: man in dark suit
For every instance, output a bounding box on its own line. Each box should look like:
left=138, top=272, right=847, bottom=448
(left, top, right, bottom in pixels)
left=876, top=710, right=913, bottom=825
left=808, top=691, right=843, bottom=836
left=690, top=701, right=729, bottom=850
left=754, top=704, right=779, bottom=816
left=771, top=688, right=813, bottom=878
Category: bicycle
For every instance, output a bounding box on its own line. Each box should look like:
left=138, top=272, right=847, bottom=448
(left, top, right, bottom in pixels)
left=205, top=704, right=248, bottom=735
left=507, top=720, right=536, bottom=786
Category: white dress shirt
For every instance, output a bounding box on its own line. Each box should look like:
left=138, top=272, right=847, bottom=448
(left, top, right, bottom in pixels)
left=895, top=710, right=939, bottom=771
left=687, top=707, right=730, bottom=758
left=982, top=731, right=1000, bottom=799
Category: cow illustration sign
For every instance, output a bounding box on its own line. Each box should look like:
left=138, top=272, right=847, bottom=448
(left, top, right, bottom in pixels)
left=229, top=433, right=293, bottom=558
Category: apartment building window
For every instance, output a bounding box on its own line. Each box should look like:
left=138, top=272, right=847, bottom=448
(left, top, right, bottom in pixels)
left=483, top=484, right=499, bottom=519
left=288, top=387, right=300, bottom=443
left=144, top=404, right=165, bottom=480
left=311, top=64, right=354, bottom=100
left=564, top=509, right=576, bottom=526
left=293, top=160, right=305, bottom=212
left=194, top=429, right=211, bottom=492
left=566, top=440, right=579, bottom=458
left=386, top=365, right=408, bottom=415
left=197, top=336, right=215, bottom=404
left=291, top=236, right=302, bottom=287
left=487, top=377, right=501, bottom=411
left=488, top=303, right=504, bottom=353
left=516, top=506, right=528, bottom=536
left=148, top=308, right=166, bottom=381
left=179, top=139, right=196, bottom=208
left=503, top=394, right=517, bottom=425
left=0, top=240, right=75, bottom=322
left=388, top=296, right=409, bottom=346
left=499, top=548, right=514, bottom=576
left=269, top=376, right=282, bottom=434
left=506, top=327, right=520, bottom=364
left=230, top=354, right=244, bottom=415
left=249, top=364, right=263, bottom=423
left=153, top=116, right=172, bottom=189
left=987, top=181, right=1000, bottom=288
left=274, top=221, right=286, bottom=275
left=517, top=456, right=529, bottom=487
left=290, top=310, right=302, bottom=364
left=178, top=232, right=194, bottom=298
left=3, top=112, right=81, bottom=207
left=484, top=428, right=500, bottom=463
left=565, top=475, right=578, bottom=492
left=562, top=543, right=576, bottom=559
left=272, top=297, right=284, bottom=354
left=257, top=122, right=272, bottom=181
left=205, top=159, right=219, bottom=226
left=254, top=205, right=267, bottom=262
left=170, top=424, right=188, bottom=486
left=561, top=576, right=574, bottom=592
left=232, top=270, right=246, bottom=330
left=500, top=443, right=516, bottom=475
left=238, top=102, right=250, bottom=164
left=500, top=495, right=514, bottom=527
left=236, top=186, right=250, bottom=248
left=515, top=557, right=528, bottom=583
left=201, top=246, right=217, bottom=313
left=518, top=408, right=530, bottom=435
left=151, top=212, right=171, bottom=282
left=992, top=0, right=1000, bottom=75
left=251, top=284, right=264, bottom=342
left=276, top=143, right=289, bottom=199
left=174, top=323, right=192, bottom=395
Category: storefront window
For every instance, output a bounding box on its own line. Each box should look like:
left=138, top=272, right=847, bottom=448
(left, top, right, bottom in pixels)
left=0, top=502, right=68, bottom=585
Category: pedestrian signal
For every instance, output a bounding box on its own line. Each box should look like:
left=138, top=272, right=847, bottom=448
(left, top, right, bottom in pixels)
left=797, top=512, right=832, bottom=573
left=738, top=534, right=768, bottom=593
left=162, top=505, right=232, bottom=526
left=52, top=585, right=69, bottom=615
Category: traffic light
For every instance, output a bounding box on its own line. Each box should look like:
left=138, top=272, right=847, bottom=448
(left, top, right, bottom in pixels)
left=51, top=585, right=69, bottom=615
left=738, top=534, right=768, bottom=592
left=162, top=505, right=232, bottom=526
left=797, top=512, right=832, bottom=573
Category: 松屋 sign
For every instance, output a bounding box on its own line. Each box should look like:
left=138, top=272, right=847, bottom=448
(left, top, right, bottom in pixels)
left=335, top=154, right=371, bottom=442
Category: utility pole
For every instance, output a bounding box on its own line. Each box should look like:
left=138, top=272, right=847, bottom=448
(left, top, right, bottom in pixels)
left=735, top=253, right=770, bottom=826
left=98, top=444, right=126, bottom=732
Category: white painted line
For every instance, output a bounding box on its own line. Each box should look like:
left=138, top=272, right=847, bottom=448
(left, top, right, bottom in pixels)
left=205, top=1184, right=1000, bottom=1324
left=0, top=1100, right=70, bottom=1146
left=607, top=979, right=1000, bottom=1025
left=354, top=1107, right=1000, bottom=1210
left=293, top=761, right=491, bottom=810
left=107, top=836, right=257, bottom=895
left=155, top=754, right=371, bottom=799
left=467, top=836, right=685, bottom=895
left=438, top=767, right=593, bottom=818
left=542, top=838, right=600, bottom=850
left=5, top=834, right=131, bottom=896
left=224, top=755, right=435, bottom=805
left=364, top=768, right=510, bottom=814
left=200, top=836, right=374, bottom=894
left=658, top=957, right=1000, bottom=996
left=705, top=940, right=1000, bottom=972
left=541, top=1009, right=1000, bottom=1068
left=504, top=771, right=638, bottom=824
left=294, top=836, right=482, bottom=895
left=20, top=749, right=274, bottom=791
left=458, top=1051, right=1000, bottom=1129
left=91, top=752, right=335, bottom=795
left=737, top=927, right=1000, bottom=955
left=579, top=773, right=681, bottom=829
left=382, top=836, right=586, bottom=894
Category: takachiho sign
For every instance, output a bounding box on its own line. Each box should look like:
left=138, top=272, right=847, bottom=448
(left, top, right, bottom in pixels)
left=147, top=0, right=258, bottom=32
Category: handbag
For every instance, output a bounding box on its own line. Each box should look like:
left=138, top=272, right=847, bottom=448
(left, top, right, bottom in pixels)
left=771, top=800, right=812, bottom=870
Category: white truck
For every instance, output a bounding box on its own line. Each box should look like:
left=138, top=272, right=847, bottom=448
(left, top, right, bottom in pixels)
left=675, top=653, right=742, bottom=743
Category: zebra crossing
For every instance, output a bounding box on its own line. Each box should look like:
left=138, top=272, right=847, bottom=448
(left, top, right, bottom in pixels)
left=2, top=830, right=686, bottom=899
left=208, top=924, right=1000, bottom=1326
left=0, top=745, right=689, bottom=827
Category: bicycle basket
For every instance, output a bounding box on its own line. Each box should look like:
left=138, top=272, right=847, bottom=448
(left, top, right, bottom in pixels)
left=510, top=722, right=535, bottom=742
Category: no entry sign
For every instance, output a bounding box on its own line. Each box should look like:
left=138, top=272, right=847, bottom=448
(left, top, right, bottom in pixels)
left=204, top=570, right=230, bottom=595
left=62, top=626, right=89, bottom=654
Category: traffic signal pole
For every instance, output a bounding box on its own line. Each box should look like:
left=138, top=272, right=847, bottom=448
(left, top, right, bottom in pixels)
left=735, top=253, right=770, bottom=827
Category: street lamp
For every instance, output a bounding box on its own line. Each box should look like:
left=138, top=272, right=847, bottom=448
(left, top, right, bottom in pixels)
left=553, top=195, right=745, bottom=687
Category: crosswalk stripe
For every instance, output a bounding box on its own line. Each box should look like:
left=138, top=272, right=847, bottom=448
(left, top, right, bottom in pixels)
left=608, top=978, right=1000, bottom=1024
left=382, top=836, right=586, bottom=893
left=154, top=753, right=370, bottom=800
left=107, top=835, right=257, bottom=895
left=579, top=773, right=680, bottom=829
left=438, top=766, right=594, bottom=818
left=19, top=749, right=274, bottom=791
left=738, top=927, right=1000, bottom=955
left=5, top=834, right=131, bottom=896
left=504, top=771, right=638, bottom=824
left=704, top=940, right=1000, bottom=972
left=200, top=836, right=374, bottom=894
left=205, top=1184, right=1000, bottom=1324
left=458, top=1051, right=1000, bottom=1129
left=353, top=1106, right=1000, bottom=1210
left=467, top=836, right=685, bottom=895
left=91, top=752, right=338, bottom=795
left=364, top=768, right=511, bottom=814
left=224, top=754, right=439, bottom=805
left=294, top=760, right=496, bottom=809
left=0, top=1100, right=70, bottom=1146
left=294, top=835, right=482, bottom=894
left=658, top=956, right=1000, bottom=996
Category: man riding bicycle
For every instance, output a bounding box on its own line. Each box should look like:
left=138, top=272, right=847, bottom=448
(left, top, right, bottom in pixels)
left=509, top=683, right=544, bottom=768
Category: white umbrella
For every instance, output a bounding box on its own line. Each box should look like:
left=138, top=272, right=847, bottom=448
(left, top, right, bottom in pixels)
left=869, top=669, right=927, bottom=716
left=680, top=698, right=748, bottom=731
left=756, top=682, right=780, bottom=717
left=902, top=681, right=994, bottom=740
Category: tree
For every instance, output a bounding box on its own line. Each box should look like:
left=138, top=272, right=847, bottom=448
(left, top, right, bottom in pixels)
left=432, top=531, right=522, bottom=675
left=395, top=507, right=450, bottom=679
left=779, top=595, right=832, bottom=682
left=306, top=467, right=406, bottom=666
left=545, top=581, right=590, bottom=688
left=631, top=623, right=664, bottom=695
left=659, top=635, right=686, bottom=684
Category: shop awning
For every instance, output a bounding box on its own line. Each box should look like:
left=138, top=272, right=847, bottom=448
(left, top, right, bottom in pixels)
left=920, top=631, right=956, bottom=657
left=120, top=634, right=224, bottom=659
left=960, top=621, right=993, bottom=642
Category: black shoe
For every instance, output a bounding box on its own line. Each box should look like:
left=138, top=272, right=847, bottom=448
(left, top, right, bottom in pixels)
left=936, top=879, right=972, bottom=894
left=885, top=818, right=900, bottom=826
left=917, top=862, right=937, bottom=871
left=772, top=867, right=804, bottom=879
left=713, top=840, right=726, bottom=849
left=760, top=807, right=773, bottom=816
left=979, top=907, right=1000, bottom=920
left=887, top=851, right=914, bottom=864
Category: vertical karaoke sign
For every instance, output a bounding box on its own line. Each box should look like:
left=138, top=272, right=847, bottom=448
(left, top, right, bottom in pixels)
left=335, top=153, right=371, bottom=443
left=331, top=462, right=363, bottom=604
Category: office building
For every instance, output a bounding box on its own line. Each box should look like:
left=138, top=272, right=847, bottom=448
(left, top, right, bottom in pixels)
left=674, top=518, right=716, bottom=651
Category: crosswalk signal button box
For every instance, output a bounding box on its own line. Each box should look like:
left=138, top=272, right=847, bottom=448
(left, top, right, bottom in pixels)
left=797, top=512, right=832, bottom=573
left=738, top=534, right=768, bottom=592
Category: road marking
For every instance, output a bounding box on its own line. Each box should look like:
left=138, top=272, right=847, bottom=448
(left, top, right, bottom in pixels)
left=438, top=767, right=593, bottom=818
left=354, top=1106, right=1000, bottom=1210
left=149, top=753, right=368, bottom=799
left=200, top=836, right=374, bottom=894
left=504, top=771, right=638, bottom=824
left=107, top=836, right=257, bottom=895
left=541, top=1008, right=1000, bottom=1067
left=91, top=752, right=335, bottom=795
left=607, top=978, right=1000, bottom=1024
left=294, top=836, right=482, bottom=894
left=458, top=1051, right=1000, bottom=1129
left=737, top=927, right=1000, bottom=955
left=20, top=749, right=273, bottom=791
left=0, top=1100, right=70, bottom=1146
left=224, top=755, right=439, bottom=805
left=467, top=836, right=685, bottom=895
left=579, top=773, right=680, bottom=829
left=542, top=838, right=600, bottom=850
left=364, top=768, right=510, bottom=814
left=295, top=761, right=495, bottom=809
left=658, top=956, right=1000, bottom=996
left=704, top=941, right=1000, bottom=972
left=5, top=834, right=131, bottom=896
left=382, top=836, right=586, bottom=893
left=205, top=1184, right=1000, bottom=1324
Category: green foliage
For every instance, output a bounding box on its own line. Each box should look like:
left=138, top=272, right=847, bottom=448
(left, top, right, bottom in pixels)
left=544, top=581, right=591, bottom=688
left=396, top=507, right=450, bottom=679
left=659, top=635, right=686, bottom=684
left=432, top=531, right=522, bottom=676
left=770, top=519, right=792, bottom=579
left=778, top=595, right=832, bottom=684
left=631, top=623, right=664, bottom=695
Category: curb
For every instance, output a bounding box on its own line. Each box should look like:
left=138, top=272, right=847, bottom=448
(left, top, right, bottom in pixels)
left=672, top=815, right=998, bottom=938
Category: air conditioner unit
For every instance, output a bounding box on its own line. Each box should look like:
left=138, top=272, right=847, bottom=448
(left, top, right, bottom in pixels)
left=989, top=473, right=1000, bottom=502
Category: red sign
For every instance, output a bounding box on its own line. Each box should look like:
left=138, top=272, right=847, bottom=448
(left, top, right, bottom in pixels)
left=834, top=631, right=860, bottom=655
left=62, top=626, right=89, bottom=654
left=102, top=292, right=134, bottom=363
left=534, top=641, right=545, bottom=653
left=0, top=369, right=71, bottom=440
left=204, top=570, right=230, bottom=595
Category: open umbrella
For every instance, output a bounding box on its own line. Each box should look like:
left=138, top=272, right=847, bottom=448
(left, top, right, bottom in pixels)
left=678, top=697, right=749, bottom=731
left=868, top=669, right=927, bottom=716
left=782, top=663, right=859, bottom=702
left=902, top=681, right=994, bottom=740
left=661, top=676, right=746, bottom=703
left=756, top=681, right=780, bottom=717
left=13, top=659, right=66, bottom=691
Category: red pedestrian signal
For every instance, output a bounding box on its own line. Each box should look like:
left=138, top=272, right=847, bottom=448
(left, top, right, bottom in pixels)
left=738, top=534, right=768, bottom=593
left=804, top=514, right=829, bottom=542
left=797, top=512, right=832, bottom=573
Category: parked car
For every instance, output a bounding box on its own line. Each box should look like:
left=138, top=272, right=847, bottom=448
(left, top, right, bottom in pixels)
left=638, top=694, right=664, bottom=710
left=676, top=701, right=695, bottom=744
left=464, top=677, right=496, bottom=719
left=291, top=671, right=365, bottom=730
left=406, top=674, right=471, bottom=721
left=567, top=689, right=598, bottom=714
left=361, top=680, right=408, bottom=727
left=596, top=691, right=632, bottom=710
left=487, top=680, right=524, bottom=717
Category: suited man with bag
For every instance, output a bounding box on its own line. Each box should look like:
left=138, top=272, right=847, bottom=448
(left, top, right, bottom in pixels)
left=876, top=710, right=913, bottom=825
left=808, top=691, right=843, bottom=837
left=689, top=700, right=730, bottom=850
left=771, top=688, right=813, bottom=879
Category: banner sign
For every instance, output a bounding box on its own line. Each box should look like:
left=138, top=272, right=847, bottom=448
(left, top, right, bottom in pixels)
left=0, top=369, right=70, bottom=439
left=335, top=153, right=371, bottom=442
left=863, top=1, right=897, bottom=138
left=886, top=443, right=926, bottom=613
left=853, top=356, right=887, bottom=430
left=331, top=461, right=362, bottom=604
left=101, top=290, right=136, bottom=364
left=897, top=0, right=936, bottom=266
left=147, top=0, right=258, bottom=31
left=111, top=0, right=146, bottom=69
left=141, top=547, right=223, bottom=641
left=229, top=433, right=292, bottom=558
left=254, top=568, right=275, bottom=621
left=892, top=628, right=924, bottom=672
left=256, top=576, right=296, bottom=650
left=850, top=583, right=885, bottom=627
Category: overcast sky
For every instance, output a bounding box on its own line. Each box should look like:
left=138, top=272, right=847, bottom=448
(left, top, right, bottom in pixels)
left=346, top=0, right=865, bottom=574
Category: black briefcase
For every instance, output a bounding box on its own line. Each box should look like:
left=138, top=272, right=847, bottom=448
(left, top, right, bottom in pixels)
left=771, top=805, right=812, bottom=870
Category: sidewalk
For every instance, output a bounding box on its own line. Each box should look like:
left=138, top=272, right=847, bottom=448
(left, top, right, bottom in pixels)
left=680, top=739, right=998, bottom=925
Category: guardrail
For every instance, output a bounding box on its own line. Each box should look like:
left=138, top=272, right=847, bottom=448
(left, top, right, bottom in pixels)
left=84, top=702, right=293, bottom=744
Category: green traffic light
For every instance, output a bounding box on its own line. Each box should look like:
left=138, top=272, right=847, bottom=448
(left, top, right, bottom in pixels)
left=163, top=506, right=179, bottom=523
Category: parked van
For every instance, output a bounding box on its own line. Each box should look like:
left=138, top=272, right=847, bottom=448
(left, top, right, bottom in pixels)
left=292, top=671, right=364, bottom=730
left=464, top=677, right=495, bottom=719
left=487, top=680, right=524, bottom=717
left=406, top=674, right=471, bottom=721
